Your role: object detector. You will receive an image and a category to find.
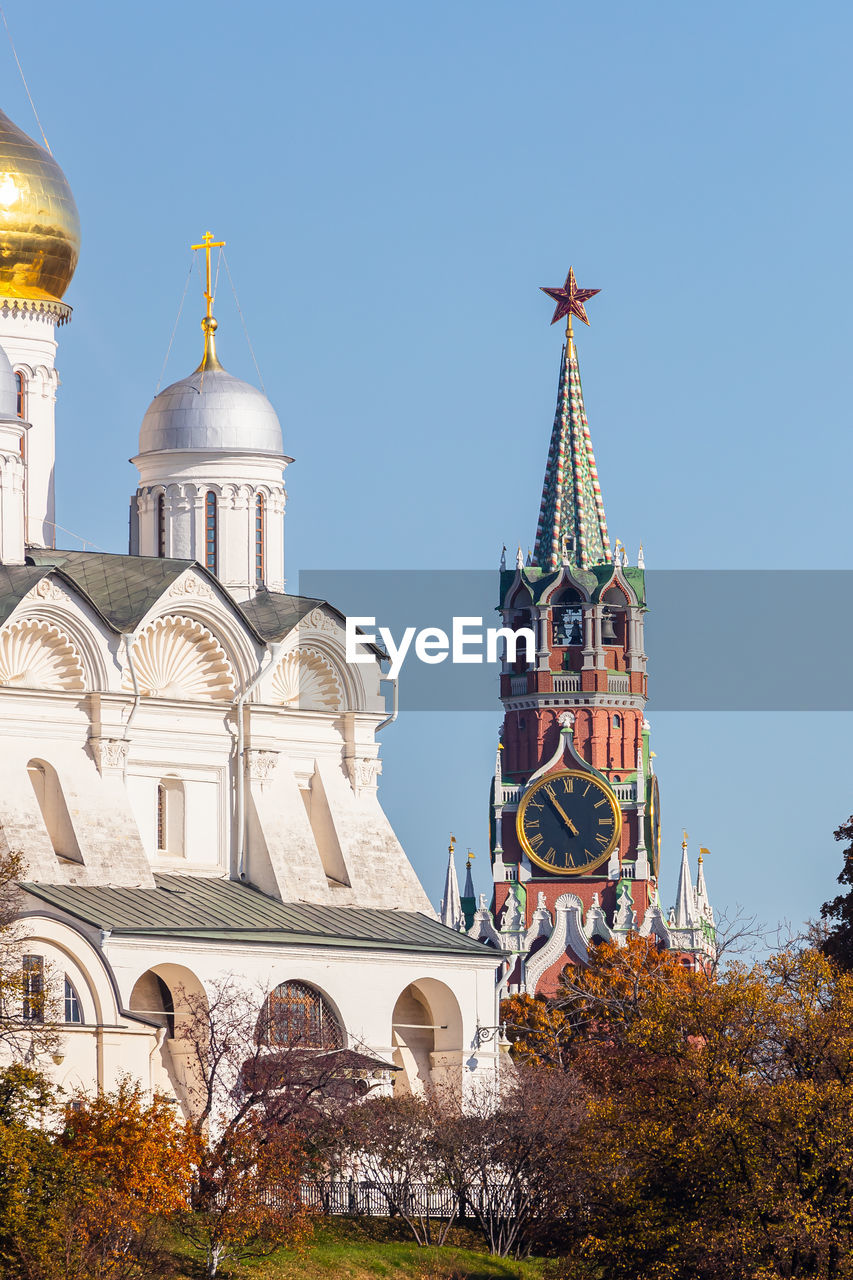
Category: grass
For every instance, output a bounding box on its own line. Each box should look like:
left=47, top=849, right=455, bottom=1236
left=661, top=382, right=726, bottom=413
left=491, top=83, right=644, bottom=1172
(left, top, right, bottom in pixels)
left=167, top=1215, right=548, bottom=1280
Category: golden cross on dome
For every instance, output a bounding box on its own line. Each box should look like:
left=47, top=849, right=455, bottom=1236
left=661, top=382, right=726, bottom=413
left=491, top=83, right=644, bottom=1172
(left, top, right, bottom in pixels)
left=190, top=230, right=226, bottom=372
left=540, top=266, right=600, bottom=352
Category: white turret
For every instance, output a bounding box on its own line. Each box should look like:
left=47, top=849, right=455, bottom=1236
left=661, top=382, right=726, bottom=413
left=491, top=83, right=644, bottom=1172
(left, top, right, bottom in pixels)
left=440, top=836, right=464, bottom=931
left=672, top=832, right=696, bottom=929
left=130, top=237, right=290, bottom=599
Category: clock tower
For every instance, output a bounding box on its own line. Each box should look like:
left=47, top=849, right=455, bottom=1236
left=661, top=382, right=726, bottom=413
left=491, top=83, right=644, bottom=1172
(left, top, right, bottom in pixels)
left=472, top=268, right=714, bottom=995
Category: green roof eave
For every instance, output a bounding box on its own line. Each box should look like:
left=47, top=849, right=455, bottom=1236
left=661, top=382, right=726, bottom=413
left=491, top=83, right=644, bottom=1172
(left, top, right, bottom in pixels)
left=19, top=876, right=501, bottom=959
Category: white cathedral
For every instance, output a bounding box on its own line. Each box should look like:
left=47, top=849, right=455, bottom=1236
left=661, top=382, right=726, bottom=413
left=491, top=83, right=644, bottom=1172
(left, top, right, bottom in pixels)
left=0, top=106, right=501, bottom=1103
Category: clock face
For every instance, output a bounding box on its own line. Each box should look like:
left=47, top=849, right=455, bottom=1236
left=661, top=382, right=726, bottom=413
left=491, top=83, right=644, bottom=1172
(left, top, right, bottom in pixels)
left=517, top=769, right=622, bottom=875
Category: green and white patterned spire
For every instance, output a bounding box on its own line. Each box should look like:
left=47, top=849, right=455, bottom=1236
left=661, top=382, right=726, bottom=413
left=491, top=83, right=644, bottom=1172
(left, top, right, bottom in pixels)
left=532, top=335, right=612, bottom=571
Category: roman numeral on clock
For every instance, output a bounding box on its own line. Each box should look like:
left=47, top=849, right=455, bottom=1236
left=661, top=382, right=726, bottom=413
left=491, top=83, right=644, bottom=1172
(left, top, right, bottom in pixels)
left=529, top=832, right=544, bottom=851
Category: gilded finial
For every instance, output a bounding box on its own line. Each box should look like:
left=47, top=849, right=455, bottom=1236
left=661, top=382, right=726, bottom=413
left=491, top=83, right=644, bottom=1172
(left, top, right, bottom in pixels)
left=699, top=847, right=710, bottom=862
left=466, top=848, right=475, bottom=868
left=682, top=830, right=689, bottom=851
left=191, top=230, right=226, bottom=372
left=448, top=834, right=456, bottom=857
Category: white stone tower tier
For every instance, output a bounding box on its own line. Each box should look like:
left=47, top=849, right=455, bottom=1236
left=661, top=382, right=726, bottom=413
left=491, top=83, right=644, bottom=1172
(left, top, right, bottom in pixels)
left=0, top=107, right=80, bottom=554
left=130, top=242, right=290, bottom=599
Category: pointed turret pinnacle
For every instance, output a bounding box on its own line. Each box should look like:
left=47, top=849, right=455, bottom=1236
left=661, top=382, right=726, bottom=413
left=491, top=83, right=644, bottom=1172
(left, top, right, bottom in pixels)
left=463, top=851, right=476, bottom=900
left=532, top=272, right=611, bottom=570
left=673, top=831, right=696, bottom=929
left=695, top=849, right=714, bottom=923
left=440, top=836, right=464, bottom=931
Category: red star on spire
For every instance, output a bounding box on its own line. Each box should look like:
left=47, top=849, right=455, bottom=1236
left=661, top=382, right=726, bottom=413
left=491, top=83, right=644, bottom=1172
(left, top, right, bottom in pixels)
left=540, top=266, right=600, bottom=327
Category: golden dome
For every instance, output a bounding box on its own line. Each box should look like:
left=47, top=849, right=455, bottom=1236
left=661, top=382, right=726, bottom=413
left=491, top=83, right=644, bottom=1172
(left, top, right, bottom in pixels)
left=0, top=108, right=80, bottom=304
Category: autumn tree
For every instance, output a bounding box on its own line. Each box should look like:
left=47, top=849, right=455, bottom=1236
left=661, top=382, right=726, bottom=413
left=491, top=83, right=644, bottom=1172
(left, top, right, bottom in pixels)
left=820, top=813, right=853, bottom=969
left=433, top=1065, right=588, bottom=1259
left=512, top=941, right=853, bottom=1280
left=338, top=1093, right=456, bottom=1246
left=171, top=977, right=332, bottom=1278
left=0, top=847, right=60, bottom=1060
left=56, top=1077, right=194, bottom=1280
left=0, top=1071, right=193, bottom=1280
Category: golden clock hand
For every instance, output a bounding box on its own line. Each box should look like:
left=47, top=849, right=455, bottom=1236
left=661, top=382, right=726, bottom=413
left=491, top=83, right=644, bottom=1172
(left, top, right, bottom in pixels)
left=547, top=792, right=579, bottom=835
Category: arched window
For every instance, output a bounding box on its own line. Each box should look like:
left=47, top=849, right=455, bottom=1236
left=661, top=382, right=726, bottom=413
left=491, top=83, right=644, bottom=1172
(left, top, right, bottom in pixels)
left=261, top=981, right=344, bottom=1050
left=64, top=976, right=82, bottom=1024
left=28, top=760, right=83, bottom=863
left=14, top=371, right=25, bottom=420
left=156, top=779, right=185, bottom=856
left=601, top=587, right=627, bottom=647
left=205, top=491, right=217, bottom=573
left=613, top=713, right=622, bottom=728
left=255, top=494, right=265, bottom=585
left=22, top=954, right=44, bottom=1022
left=156, top=493, right=166, bottom=557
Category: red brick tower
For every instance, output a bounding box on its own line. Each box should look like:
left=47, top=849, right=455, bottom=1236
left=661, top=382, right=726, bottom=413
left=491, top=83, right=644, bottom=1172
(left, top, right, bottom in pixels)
left=486, top=269, right=668, bottom=996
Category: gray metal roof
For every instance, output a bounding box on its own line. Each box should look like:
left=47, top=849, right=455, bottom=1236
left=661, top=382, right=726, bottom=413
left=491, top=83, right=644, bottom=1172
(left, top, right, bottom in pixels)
left=238, top=592, right=325, bottom=642
left=138, top=368, right=284, bottom=456
left=26, top=550, right=199, bottom=634
left=0, top=564, right=55, bottom=626
left=21, top=874, right=499, bottom=957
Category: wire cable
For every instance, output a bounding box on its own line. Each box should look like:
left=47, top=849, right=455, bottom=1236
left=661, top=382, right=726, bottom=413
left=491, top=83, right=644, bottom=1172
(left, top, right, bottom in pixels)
left=0, top=7, right=52, bottom=154
left=156, top=257, right=194, bottom=393
left=222, top=251, right=266, bottom=393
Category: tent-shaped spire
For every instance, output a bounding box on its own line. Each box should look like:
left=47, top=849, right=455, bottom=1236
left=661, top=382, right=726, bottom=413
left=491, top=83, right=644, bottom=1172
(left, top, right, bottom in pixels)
left=533, top=269, right=611, bottom=571
left=673, top=832, right=696, bottom=929
left=440, top=837, right=463, bottom=931
left=533, top=337, right=612, bottom=571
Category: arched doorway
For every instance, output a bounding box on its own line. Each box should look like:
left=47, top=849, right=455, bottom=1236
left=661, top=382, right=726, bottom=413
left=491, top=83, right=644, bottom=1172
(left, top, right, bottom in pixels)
left=391, top=978, right=464, bottom=1098
left=128, top=963, right=208, bottom=1117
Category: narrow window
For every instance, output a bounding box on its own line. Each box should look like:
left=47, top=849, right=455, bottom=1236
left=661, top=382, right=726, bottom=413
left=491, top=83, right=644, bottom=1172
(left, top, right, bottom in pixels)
left=156, top=493, right=166, bottom=557
left=255, top=494, right=265, bottom=585
left=157, top=783, right=166, bottom=851
left=613, top=714, right=622, bottom=728
left=64, top=976, right=82, bottom=1024
left=156, top=778, right=185, bottom=857
left=23, top=954, right=44, bottom=1022
left=205, top=491, right=217, bottom=573
left=14, top=371, right=25, bottom=419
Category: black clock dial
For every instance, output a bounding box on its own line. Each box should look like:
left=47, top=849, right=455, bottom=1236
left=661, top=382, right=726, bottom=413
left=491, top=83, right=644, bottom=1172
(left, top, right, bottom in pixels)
left=517, top=769, right=622, bottom=875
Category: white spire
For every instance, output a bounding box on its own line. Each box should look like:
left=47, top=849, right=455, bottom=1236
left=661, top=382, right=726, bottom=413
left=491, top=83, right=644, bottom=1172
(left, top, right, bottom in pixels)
left=695, top=849, right=714, bottom=923
left=673, top=832, right=696, bottom=929
left=440, top=836, right=463, bottom=931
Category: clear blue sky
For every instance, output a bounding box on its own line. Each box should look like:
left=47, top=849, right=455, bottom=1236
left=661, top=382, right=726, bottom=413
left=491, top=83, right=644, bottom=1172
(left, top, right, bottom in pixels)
left=4, top=0, right=852, bottom=937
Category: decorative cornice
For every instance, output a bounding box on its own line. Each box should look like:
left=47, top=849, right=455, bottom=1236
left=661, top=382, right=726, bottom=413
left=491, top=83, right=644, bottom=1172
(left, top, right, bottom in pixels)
left=0, top=294, right=71, bottom=325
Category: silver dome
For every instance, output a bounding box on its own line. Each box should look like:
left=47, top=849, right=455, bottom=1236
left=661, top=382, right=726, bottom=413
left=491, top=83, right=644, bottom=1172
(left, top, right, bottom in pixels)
left=0, top=343, right=18, bottom=421
left=138, top=368, right=284, bottom=455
